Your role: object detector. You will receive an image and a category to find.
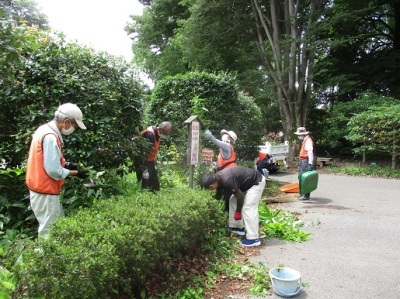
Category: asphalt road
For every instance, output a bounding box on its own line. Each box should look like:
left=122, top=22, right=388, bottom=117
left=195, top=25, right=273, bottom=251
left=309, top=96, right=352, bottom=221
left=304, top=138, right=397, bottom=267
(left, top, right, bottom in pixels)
left=236, top=171, right=400, bottom=299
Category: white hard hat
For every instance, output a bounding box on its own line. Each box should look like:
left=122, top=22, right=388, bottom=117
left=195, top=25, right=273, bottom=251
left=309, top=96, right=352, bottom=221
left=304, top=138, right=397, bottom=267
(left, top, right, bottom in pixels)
left=221, top=129, right=237, bottom=144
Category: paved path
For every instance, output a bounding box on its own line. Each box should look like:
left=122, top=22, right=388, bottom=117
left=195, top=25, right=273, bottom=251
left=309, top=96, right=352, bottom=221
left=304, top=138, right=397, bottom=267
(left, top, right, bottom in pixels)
left=241, top=172, right=400, bottom=299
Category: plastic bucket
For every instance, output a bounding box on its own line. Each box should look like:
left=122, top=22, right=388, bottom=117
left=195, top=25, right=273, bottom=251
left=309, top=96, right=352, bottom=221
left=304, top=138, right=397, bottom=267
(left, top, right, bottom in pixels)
left=269, top=267, right=301, bottom=298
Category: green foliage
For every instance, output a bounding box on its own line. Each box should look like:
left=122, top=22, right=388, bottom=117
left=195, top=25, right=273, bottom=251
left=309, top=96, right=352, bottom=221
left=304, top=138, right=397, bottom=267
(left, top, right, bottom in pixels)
left=258, top=204, right=311, bottom=242
left=127, top=0, right=190, bottom=80
left=323, top=163, right=400, bottom=179
left=149, top=72, right=263, bottom=161
left=0, top=18, right=41, bottom=84
left=0, top=28, right=144, bottom=170
left=60, top=167, right=139, bottom=213
left=0, top=168, right=33, bottom=233
left=0, top=0, right=49, bottom=29
left=11, top=187, right=225, bottom=298
left=0, top=266, right=16, bottom=298
left=320, top=93, right=399, bottom=154
left=314, top=0, right=400, bottom=101
left=346, top=104, right=400, bottom=169
left=0, top=165, right=139, bottom=241
left=128, top=0, right=271, bottom=109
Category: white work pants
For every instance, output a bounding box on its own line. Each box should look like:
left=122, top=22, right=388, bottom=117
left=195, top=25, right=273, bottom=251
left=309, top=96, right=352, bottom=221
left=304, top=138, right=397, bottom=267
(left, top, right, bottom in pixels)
left=228, top=176, right=266, bottom=240
left=30, top=191, right=65, bottom=239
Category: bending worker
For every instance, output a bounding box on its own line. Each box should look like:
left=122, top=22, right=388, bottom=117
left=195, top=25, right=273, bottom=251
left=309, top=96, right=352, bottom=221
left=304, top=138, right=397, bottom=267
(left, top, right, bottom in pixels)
left=199, top=166, right=266, bottom=247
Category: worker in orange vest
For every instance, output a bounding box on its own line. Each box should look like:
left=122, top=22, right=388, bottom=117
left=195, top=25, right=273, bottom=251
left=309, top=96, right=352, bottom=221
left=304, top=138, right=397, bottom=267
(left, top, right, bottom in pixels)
left=204, top=129, right=238, bottom=212
left=26, top=103, right=89, bottom=239
left=204, top=129, right=238, bottom=171
left=135, top=121, right=172, bottom=192
left=294, top=127, right=314, bottom=200
left=256, top=150, right=270, bottom=178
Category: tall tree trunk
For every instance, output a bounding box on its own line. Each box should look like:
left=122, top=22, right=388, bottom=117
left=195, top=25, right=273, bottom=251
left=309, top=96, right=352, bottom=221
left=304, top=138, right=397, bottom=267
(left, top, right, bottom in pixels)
left=250, top=0, right=327, bottom=159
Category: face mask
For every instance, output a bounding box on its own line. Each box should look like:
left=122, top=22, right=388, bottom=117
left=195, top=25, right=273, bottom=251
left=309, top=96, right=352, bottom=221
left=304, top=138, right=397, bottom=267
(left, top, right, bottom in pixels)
left=61, top=126, right=75, bottom=135
left=61, top=120, right=75, bottom=135
left=160, top=134, right=167, bottom=139
left=298, top=136, right=304, bottom=141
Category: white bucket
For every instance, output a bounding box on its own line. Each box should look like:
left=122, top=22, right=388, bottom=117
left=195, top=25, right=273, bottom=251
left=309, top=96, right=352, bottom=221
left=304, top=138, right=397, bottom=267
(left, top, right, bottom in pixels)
left=269, top=267, right=301, bottom=298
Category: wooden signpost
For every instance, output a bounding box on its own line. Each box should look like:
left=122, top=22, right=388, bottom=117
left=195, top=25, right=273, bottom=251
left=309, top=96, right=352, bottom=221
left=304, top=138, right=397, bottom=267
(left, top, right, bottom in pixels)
left=184, top=116, right=203, bottom=188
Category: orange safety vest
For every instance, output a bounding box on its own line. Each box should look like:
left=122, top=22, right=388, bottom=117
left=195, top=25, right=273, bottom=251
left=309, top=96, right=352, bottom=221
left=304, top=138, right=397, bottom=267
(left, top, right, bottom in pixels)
left=257, top=152, right=268, bottom=164
left=141, top=126, right=160, bottom=162
left=217, top=144, right=237, bottom=170
left=26, top=124, right=65, bottom=195
left=299, top=135, right=313, bottom=159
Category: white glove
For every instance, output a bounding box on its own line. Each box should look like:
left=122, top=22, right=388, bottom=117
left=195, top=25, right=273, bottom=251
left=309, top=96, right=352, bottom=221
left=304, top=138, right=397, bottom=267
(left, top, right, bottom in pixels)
left=204, top=130, right=213, bottom=139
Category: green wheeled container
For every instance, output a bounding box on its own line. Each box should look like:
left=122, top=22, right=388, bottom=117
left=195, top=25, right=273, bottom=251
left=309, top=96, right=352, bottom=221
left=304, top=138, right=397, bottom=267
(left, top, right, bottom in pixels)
left=300, top=170, right=319, bottom=195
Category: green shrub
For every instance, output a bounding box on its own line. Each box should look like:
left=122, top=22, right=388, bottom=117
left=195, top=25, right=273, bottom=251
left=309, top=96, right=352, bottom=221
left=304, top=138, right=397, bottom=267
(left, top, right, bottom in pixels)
left=0, top=28, right=144, bottom=170
left=148, top=72, right=263, bottom=162
left=12, top=187, right=225, bottom=298
left=0, top=168, right=33, bottom=234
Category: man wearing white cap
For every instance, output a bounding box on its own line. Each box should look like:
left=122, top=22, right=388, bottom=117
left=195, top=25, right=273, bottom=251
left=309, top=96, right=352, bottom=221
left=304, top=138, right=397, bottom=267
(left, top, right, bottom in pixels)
left=294, top=127, right=314, bottom=200
left=26, top=103, right=89, bottom=239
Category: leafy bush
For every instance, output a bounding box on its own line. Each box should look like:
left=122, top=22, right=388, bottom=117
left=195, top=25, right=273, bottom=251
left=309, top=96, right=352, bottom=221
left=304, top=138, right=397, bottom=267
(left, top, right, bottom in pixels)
left=148, top=72, right=263, bottom=162
left=319, top=93, right=399, bottom=154
left=0, top=27, right=145, bottom=170
left=11, top=187, right=225, bottom=298
left=0, top=168, right=33, bottom=234
left=258, top=203, right=311, bottom=242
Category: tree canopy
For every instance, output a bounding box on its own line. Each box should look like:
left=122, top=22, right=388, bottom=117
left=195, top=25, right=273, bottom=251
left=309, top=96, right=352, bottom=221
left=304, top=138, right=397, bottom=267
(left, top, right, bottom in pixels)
left=314, top=0, right=400, bottom=102
left=0, top=0, right=49, bottom=29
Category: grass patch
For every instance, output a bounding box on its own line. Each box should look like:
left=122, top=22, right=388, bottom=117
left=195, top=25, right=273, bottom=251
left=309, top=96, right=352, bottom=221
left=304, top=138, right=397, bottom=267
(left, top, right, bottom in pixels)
left=322, top=163, right=400, bottom=179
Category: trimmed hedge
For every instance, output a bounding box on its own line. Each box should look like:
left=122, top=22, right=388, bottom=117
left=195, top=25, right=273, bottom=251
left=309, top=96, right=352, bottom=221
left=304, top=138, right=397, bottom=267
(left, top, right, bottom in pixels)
left=12, top=187, right=225, bottom=298
left=148, top=72, right=263, bottom=161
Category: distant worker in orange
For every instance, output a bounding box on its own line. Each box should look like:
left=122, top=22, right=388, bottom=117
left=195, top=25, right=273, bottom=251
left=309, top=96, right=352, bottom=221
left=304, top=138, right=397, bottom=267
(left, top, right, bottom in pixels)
left=256, top=150, right=270, bottom=178
left=135, top=121, right=173, bottom=192
left=294, top=127, right=314, bottom=200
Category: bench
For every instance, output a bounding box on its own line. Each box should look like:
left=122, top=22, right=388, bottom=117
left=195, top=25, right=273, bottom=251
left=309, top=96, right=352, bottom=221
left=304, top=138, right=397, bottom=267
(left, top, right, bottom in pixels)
left=317, top=157, right=333, bottom=168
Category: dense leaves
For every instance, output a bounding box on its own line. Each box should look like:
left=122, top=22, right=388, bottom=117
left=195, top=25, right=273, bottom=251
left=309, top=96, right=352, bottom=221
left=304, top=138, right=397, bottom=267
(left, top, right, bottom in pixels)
left=314, top=0, right=400, bottom=102
left=347, top=104, right=400, bottom=169
left=0, top=28, right=145, bottom=170
left=0, top=0, right=49, bottom=29
left=321, top=93, right=398, bottom=156
left=127, top=0, right=270, bottom=119
left=11, top=188, right=225, bottom=298
left=148, top=72, right=263, bottom=161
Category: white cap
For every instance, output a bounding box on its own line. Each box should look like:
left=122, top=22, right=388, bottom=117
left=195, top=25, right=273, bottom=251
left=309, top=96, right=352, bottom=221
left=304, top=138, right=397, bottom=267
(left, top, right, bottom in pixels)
left=294, top=127, right=309, bottom=135
left=57, top=103, right=86, bottom=130
left=220, top=129, right=237, bottom=143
